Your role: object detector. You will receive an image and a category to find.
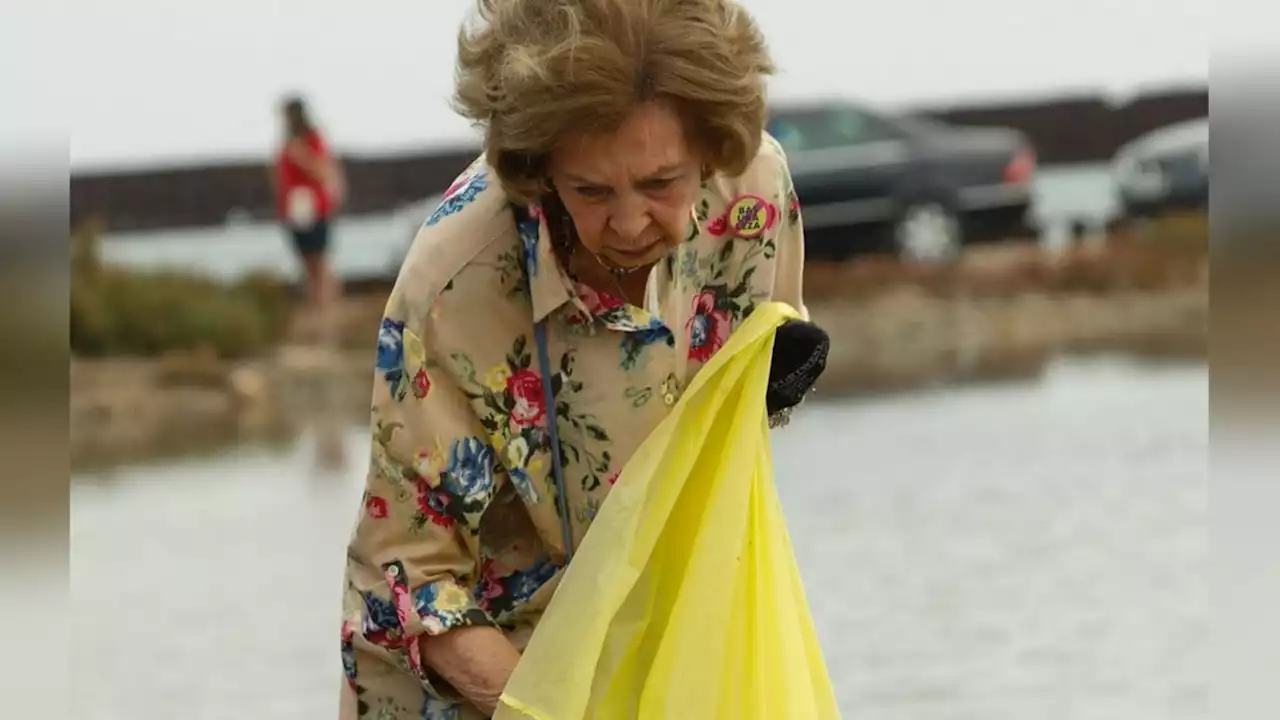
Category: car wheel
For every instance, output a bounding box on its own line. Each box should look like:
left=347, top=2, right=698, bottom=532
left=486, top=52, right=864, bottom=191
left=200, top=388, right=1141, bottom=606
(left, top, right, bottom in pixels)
left=893, top=202, right=962, bottom=265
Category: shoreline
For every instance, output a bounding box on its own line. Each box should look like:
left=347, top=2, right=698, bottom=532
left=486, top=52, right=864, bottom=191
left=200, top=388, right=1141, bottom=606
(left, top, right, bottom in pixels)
left=71, top=218, right=1208, bottom=470
left=71, top=288, right=1206, bottom=471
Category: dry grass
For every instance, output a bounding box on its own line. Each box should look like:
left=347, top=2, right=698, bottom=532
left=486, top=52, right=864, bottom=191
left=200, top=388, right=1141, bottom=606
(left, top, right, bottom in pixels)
left=803, top=213, right=1208, bottom=302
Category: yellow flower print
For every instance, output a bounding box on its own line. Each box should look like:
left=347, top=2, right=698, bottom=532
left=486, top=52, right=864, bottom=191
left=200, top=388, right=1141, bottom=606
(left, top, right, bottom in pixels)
left=402, top=327, right=427, bottom=370
left=505, top=437, right=531, bottom=469
left=434, top=583, right=473, bottom=612
left=485, top=365, right=512, bottom=393
left=488, top=431, right=507, bottom=455
left=526, top=453, right=546, bottom=478
left=414, top=444, right=445, bottom=487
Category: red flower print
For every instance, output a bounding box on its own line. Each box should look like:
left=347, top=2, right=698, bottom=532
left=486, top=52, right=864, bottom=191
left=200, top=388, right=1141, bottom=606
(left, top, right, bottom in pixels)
left=364, top=628, right=394, bottom=648
left=475, top=558, right=507, bottom=612
left=390, top=582, right=413, bottom=628
left=415, top=478, right=455, bottom=529
left=578, top=283, right=625, bottom=315
left=606, top=470, right=621, bottom=487
left=365, top=495, right=389, bottom=519
left=686, top=290, right=732, bottom=363
left=596, top=290, right=625, bottom=313
left=506, top=368, right=547, bottom=428
left=411, top=368, right=431, bottom=399
left=707, top=215, right=728, bottom=236
left=443, top=176, right=468, bottom=199
left=405, top=633, right=424, bottom=675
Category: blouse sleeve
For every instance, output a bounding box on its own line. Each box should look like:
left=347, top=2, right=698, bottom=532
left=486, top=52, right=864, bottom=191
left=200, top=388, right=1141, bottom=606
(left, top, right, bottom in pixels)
left=767, top=140, right=809, bottom=320
left=343, top=303, right=503, bottom=699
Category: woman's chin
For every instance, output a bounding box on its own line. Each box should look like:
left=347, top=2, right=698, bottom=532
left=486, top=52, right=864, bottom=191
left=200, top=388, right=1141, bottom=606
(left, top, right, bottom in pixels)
left=605, top=241, right=672, bottom=268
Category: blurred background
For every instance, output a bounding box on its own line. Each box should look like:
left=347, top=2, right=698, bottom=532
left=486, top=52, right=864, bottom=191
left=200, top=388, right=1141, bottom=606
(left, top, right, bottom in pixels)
left=68, top=0, right=1208, bottom=718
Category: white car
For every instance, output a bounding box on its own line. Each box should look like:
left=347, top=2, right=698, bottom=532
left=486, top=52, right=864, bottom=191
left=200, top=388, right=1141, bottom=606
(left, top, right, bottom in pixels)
left=1112, top=118, right=1208, bottom=219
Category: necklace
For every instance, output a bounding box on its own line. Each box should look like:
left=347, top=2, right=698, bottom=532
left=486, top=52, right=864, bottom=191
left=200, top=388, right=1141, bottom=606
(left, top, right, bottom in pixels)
left=569, top=242, right=646, bottom=306
left=553, top=206, right=650, bottom=304
left=593, top=251, right=647, bottom=279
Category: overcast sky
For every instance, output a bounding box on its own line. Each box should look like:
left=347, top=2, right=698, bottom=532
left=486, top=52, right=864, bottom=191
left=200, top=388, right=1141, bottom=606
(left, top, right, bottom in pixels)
left=45, top=0, right=1211, bottom=171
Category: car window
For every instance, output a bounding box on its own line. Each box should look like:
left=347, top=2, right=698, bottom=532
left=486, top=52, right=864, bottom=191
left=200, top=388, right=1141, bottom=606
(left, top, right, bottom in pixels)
left=768, top=106, right=900, bottom=152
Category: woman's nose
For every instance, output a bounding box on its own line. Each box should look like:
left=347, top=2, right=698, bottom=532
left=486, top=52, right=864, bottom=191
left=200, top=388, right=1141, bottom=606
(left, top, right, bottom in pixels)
left=608, top=197, right=650, bottom=240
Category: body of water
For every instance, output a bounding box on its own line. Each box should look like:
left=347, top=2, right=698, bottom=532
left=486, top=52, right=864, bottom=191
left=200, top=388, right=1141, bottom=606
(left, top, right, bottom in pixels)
left=70, top=356, right=1205, bottom=719
left=96, top=163, right=1120, bottom=284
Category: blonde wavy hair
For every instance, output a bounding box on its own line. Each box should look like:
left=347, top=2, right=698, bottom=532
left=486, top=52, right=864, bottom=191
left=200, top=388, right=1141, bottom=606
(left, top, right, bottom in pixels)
left=452, top=0, right=776, bottom=204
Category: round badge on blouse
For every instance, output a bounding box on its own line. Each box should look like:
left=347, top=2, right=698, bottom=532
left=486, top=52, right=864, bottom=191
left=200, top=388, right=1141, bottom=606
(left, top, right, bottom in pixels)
left=728, top=195, right=769, bottom=239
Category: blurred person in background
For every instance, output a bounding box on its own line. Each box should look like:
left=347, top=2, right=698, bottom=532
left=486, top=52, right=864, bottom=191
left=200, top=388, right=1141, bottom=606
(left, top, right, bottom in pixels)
left=338, top=0, right=829, bottom=717
left=273, top=95, right=346, bottom=345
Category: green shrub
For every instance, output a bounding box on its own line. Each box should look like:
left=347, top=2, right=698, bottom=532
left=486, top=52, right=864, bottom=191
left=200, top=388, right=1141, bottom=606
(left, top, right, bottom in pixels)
left=71, top=226, right=294, bottom=359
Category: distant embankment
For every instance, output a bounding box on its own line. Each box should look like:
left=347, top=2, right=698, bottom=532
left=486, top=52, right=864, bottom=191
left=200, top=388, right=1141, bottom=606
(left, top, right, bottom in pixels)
left=923, top=86, right=1207, bottom=165
left=71, top=86, right=1206, bottom=234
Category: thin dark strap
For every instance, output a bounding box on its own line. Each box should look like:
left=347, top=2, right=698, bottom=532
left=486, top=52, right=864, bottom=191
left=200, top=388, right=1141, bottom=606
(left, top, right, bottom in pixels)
left=533, top=320, right=574, bottom=562
left=514, top=199, right=575, bottom=562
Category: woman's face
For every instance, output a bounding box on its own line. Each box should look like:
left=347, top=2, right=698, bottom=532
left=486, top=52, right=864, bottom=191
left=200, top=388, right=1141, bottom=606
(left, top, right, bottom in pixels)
left=283, top=106, right=304, bottom=136
left=548, top=102, right=704, bottom=270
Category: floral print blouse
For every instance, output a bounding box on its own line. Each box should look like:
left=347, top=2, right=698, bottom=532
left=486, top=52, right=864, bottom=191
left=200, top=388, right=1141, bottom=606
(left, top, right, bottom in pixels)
left=341, top=133, right=807, bottom=718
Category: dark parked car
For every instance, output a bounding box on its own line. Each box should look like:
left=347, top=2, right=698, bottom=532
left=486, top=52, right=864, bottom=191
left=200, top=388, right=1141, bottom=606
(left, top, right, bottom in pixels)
left=767, top=100, right=1037, bottom=263
left=1111, top=117, right=1208, bottom=220
left=395, top=100, right=1036, bottom=266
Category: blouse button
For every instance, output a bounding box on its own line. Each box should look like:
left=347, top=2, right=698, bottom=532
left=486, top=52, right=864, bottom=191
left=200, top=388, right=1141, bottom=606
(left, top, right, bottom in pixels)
left=662, top=391, right=677, bottom=407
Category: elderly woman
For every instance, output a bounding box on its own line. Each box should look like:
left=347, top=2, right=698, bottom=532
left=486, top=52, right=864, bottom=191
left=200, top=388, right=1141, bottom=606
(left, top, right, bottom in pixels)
left=340, top=0, right=828, bottom=717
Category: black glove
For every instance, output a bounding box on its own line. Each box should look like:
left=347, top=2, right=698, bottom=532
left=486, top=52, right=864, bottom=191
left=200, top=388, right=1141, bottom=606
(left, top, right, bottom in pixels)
left=766, top=319, right=830, bottom=416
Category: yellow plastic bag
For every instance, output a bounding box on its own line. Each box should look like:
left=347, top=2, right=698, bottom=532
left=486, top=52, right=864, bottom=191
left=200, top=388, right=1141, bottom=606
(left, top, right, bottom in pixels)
left=496, top=302, right=841, bottom=720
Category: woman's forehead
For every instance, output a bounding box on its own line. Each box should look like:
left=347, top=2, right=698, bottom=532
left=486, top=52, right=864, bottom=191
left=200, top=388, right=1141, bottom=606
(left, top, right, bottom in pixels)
left=552, top=105, right=695, bottom=181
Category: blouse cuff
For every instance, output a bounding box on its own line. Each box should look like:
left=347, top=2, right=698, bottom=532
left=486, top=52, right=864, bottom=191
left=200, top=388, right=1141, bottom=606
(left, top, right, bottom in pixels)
left=413, top=576, right=495, bottom=638
left=359, top=564, right=498, bottom=703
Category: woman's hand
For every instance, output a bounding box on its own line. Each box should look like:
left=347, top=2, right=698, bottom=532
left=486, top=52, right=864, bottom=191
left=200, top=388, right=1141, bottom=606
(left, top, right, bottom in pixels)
left=766, top=319, right=830, bottom=417
left=420, top=625, right=522, bottom=715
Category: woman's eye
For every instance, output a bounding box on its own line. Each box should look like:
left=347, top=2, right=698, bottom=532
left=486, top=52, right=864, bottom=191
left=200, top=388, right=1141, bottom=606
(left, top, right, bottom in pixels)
left=576, top=186, right=609, bottom=198
left=642, top=178, right=675, bottom=192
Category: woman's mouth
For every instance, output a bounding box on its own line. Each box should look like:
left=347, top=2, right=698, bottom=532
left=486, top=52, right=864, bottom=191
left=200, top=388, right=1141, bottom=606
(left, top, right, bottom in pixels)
left=609, top=239, right=663, bottom=262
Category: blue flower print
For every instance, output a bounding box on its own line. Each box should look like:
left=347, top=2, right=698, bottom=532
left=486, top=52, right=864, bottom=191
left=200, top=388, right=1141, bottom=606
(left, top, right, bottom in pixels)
left=475, top=556, right=562, bottom=621
left=507, top=557, right=559, bottom=604
left=633, top=316, right=674, bottom=347
left=361, top=591, right=401, bottom=633
left=689, top=314, right=712, bottom=350
left=619, top=316, right=674, bottom=371
left=422, top=695, right=464, bottom=720
left=425, top=171, right=489, bottom=227
left=509, top=467, right=540, bottom=504
left=413, top=582, right=441, bottom=617
left=376, top=318, right=405, bottom=396
left=340, top=631, right=358, bottom=684
left=517, top=215, right=540, bottom=277
left=443, top=437, right=497, bottom=502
